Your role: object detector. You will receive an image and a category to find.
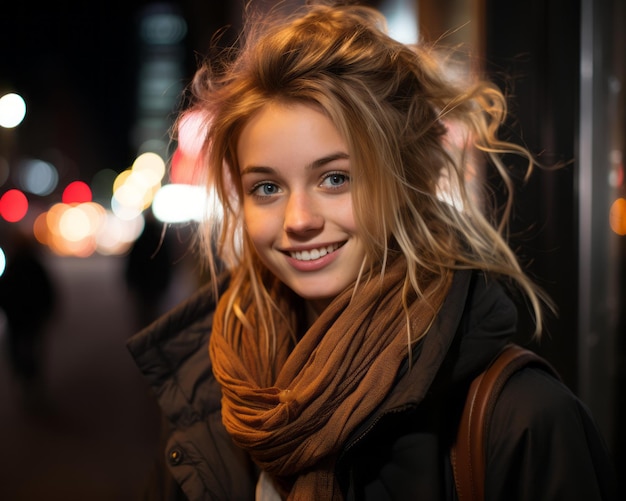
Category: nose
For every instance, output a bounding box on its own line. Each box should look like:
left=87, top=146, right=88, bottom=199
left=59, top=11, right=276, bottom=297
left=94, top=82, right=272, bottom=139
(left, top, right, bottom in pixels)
left=283, top=190, right=324, bottom=234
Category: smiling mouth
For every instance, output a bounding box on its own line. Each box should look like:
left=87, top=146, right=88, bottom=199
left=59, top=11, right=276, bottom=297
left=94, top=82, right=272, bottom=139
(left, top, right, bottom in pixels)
left=289, top=243, right=341, bottom=261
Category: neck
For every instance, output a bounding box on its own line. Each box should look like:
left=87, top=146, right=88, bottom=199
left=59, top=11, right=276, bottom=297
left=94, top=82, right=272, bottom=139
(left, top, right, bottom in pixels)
left=305, top=300, right=323, bottom=328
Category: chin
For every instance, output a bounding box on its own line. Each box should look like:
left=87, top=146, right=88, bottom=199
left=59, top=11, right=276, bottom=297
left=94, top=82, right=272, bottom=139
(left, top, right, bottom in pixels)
left=291, top=282, right=348, bottom=303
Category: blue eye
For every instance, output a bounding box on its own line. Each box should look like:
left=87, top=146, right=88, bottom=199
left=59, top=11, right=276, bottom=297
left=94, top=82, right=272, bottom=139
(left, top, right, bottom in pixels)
left=251, top=182, right=280, bottom=198
left=261, top=183, right=278, bottom=195
left=321, top=172, right=349, bottom=189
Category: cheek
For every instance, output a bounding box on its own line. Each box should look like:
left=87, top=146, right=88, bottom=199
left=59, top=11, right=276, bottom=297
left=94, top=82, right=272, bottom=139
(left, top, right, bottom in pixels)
left=333, top=200, right=358, bottom=233
left=243, top=204, right=274, bottom=248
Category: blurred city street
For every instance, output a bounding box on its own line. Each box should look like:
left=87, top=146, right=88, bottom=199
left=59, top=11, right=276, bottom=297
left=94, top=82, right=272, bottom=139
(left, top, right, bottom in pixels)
left=0, top=251, right=197, bottom=500
left=0, top=0, right=624, bottom=494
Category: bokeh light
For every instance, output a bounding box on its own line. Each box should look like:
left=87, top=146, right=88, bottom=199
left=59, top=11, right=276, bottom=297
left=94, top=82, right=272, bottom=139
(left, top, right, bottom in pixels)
left=132, top=151, right=165, bottom=187
left=140, top=9, right=187, bottom=45
left=0, top=189, right=28, bottom=222
left=111, top=151, right=165, bottom=221
left=59, top=205, right=95, bottom=242
left=171, top=109, right=207, bottom=185
left=152, top=183, right=210, bottom=223
left=171, top=147, right=204, bottom=185
left=39, top=201, right=144, bottom=257
left=0, top=247, right=5, bottom=277
left=609, top=198, right=626, bottom=236
left=1, top=145, right=208, bottom=257
left=16, top=158, right=59, bottom=196
left=0, top=92, right=27, bottom=128
left=33, top=212, right=50, bottom=246
left=177, top=110, right=207, bottom=157
left=62, top=181, right=92, bottom=204
left=95, top=211, right=144, bottom=255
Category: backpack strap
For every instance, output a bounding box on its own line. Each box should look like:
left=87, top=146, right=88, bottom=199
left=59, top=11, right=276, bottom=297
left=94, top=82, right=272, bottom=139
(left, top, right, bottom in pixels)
left=450, top=343, right=561, bottom=501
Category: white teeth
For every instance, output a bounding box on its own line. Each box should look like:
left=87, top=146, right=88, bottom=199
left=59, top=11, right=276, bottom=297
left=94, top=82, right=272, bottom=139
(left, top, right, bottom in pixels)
left=290, top=244, right=339, bottom=261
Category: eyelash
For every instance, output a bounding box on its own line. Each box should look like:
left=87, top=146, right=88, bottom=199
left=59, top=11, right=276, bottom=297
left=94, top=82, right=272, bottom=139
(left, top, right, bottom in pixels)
left=321, top=171, right=350, bottom=189
left=248, top=182, right=279, bottom=199
left=246, top=170, right=350, bottom=200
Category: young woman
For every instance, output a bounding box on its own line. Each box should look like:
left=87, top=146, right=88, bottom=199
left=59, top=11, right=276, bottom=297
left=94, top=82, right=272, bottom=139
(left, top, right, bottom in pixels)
left=127, top=3, right=617, bottom=500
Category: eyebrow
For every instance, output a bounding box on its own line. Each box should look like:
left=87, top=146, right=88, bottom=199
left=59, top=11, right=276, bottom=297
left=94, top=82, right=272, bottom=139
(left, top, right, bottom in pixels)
left=240, top=151, right=349, bottom=176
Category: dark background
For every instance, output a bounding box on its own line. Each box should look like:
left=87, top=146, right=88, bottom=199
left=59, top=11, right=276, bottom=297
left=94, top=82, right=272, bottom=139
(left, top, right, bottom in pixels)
left=0, top=0, right=623, bottom=498
left=0, top=1, right=236, bottom=181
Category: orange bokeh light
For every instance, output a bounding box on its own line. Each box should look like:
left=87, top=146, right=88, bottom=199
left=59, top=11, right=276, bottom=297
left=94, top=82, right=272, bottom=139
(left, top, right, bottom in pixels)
left=609, top=198, right=626, bottom=236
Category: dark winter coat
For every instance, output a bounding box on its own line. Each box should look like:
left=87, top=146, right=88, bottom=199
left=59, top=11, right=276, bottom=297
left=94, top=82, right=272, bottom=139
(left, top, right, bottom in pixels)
left=127, top=270, right=617, bottom=500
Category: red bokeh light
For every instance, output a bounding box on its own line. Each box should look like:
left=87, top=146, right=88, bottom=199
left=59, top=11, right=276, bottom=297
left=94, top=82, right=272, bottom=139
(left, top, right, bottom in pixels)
left=0, top=189, right=29, bottom=222
left=62, top=181, right=92, bottom=204
left=170, top=147, right=203, bottom=185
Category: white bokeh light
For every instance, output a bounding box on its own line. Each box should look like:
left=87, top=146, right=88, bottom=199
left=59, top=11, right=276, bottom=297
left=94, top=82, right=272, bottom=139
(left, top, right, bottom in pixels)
left=0, top=247, right=6, bottom=277
left=0, top=93, right=27, bottom=128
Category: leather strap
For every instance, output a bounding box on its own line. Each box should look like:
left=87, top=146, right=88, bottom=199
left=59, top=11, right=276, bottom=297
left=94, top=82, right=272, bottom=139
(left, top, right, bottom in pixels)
left=451, top=344, right=560, bottom=501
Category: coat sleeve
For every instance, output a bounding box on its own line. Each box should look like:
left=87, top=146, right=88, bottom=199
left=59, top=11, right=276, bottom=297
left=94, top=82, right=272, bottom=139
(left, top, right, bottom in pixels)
left=485, top=367, right=618, bottom=501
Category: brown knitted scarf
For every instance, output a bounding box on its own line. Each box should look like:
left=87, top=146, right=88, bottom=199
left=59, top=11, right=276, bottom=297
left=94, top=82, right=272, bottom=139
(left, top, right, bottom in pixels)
left=209, top=258, right=452, bottom=500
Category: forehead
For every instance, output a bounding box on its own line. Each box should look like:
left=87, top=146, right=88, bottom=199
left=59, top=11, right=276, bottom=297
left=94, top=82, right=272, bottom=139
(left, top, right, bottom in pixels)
left=236, top=101, right=348, bottom=168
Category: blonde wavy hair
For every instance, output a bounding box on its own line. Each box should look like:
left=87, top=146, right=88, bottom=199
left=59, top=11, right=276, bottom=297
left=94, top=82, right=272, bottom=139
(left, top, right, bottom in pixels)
left=179, top=2, right=551, bottom=346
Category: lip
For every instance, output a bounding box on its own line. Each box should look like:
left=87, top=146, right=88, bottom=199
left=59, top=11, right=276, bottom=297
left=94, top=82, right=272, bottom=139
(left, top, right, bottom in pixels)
left=282, top=242, right=344, bottom=271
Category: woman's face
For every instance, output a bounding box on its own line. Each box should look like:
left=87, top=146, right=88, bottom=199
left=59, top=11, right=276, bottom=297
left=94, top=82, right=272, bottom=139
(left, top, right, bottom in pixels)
left=237, top=101, right=366, bottom=314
